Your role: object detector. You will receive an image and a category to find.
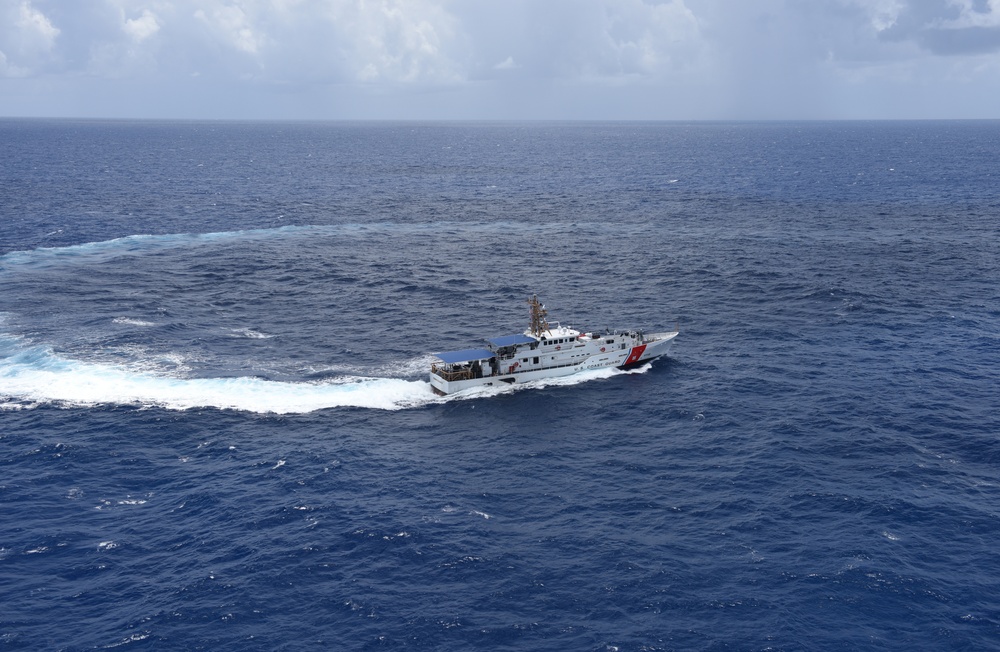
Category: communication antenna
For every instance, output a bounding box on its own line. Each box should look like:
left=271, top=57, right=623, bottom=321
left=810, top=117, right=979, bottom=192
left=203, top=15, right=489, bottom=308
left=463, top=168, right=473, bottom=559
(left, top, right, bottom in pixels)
left=527, top=294, right=549, bottom=337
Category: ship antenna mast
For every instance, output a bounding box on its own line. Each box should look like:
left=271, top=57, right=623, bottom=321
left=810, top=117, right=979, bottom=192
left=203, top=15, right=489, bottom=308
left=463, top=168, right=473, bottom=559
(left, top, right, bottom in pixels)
left=528, top=294, right=549, bottom=337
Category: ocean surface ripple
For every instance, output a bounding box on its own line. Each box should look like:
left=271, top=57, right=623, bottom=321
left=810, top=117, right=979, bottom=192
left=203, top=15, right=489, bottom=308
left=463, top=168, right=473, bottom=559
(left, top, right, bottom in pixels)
left=1, top=120, right=999, bottom=650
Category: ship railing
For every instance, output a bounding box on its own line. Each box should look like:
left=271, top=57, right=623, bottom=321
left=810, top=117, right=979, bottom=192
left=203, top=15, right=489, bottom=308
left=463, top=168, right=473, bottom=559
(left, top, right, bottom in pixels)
left=431, top=365, right=474, bottom=382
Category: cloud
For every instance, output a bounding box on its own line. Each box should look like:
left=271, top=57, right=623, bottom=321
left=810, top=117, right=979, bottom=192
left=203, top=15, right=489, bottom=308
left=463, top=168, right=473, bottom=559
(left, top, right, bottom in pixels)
left=1, top=0, right=1000, bottom=118
left=865, top=0, right=1000, bottom=54
left=918, top=0, right=1000, bottom=54
left=0, top=0, right=468, bottom=84
left=335, top=1, right=464, bottom=83
left=9, top=1, right=993, bottom=84
left=195, top=4, right=262, bottom=55
left=494, top=56, right=517, bottom=70
left=17, top=0, right=59, bottom=40
left=452, top=0, right=704, bottom=83
left=918, top=25, right=1000, bottom=54
left=945, top=0, right=1000, bottom=28
left=0, top=0, right=60, bottom=77
left=171, top=0, right=467, bottom=84
left=123, top=8, right=160, bottom=43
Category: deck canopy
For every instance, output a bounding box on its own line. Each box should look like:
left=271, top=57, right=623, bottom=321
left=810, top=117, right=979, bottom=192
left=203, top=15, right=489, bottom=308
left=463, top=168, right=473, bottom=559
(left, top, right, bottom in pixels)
left=433, top=348, right=494, bottom=364
left=488, top=333, right=536, bottom=347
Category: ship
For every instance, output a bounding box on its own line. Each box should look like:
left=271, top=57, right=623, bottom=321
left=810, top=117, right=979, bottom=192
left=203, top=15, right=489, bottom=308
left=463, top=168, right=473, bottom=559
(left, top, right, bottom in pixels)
left=429, top=295, right=678, bottom=396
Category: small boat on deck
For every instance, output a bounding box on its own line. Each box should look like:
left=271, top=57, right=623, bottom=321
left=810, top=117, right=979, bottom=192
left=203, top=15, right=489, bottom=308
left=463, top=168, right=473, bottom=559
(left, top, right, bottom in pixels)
left=429, top=296, right=678, bottom=396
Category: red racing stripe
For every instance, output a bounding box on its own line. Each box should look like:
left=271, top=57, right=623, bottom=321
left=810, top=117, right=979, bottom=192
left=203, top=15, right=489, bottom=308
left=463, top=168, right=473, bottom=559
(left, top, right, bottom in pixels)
left=624, top=345, right=647, bottom=366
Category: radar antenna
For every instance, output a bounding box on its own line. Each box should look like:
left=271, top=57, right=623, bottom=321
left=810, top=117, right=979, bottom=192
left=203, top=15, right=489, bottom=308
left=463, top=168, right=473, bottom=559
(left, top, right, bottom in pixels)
left=527, top=294, right=549, bottom=337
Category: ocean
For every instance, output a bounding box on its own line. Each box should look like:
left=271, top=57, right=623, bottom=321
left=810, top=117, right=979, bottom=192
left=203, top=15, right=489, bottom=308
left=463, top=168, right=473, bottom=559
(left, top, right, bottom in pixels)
left=1, top=119, right=998, bottom=650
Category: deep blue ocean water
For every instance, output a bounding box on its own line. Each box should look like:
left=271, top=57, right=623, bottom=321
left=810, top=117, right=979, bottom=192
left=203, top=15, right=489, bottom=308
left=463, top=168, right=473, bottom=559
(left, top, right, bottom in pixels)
left=1, top=119, right=999, bottom=650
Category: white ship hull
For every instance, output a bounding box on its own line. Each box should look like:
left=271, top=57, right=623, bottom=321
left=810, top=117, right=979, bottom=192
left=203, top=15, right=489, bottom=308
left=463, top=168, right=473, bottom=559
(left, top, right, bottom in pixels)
left=430, top=327, right=677, bottom=396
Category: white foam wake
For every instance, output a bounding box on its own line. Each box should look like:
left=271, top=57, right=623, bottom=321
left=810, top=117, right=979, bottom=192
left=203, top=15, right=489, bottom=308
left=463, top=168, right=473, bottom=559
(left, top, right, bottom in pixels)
left=0, top=339, right=439, bottom=413
left=0, top=225, right=325, bottom=270
left=0, top=333, right=650, bottom=413
left=0, top=221, right=635, bottom=272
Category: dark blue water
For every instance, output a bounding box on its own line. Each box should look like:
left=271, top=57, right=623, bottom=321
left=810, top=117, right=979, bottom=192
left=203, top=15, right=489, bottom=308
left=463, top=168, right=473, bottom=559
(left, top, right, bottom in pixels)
left=2, top=119, right=999, bottom=650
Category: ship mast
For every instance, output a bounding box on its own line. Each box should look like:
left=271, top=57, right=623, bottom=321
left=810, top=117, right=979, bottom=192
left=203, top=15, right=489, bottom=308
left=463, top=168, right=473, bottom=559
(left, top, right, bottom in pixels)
left=527, top=294, right=549, bottom=337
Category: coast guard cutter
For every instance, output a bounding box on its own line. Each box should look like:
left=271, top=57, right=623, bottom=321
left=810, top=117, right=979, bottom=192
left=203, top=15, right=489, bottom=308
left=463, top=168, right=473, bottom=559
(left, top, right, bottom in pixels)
left=430, top=296, right=678, bottom=395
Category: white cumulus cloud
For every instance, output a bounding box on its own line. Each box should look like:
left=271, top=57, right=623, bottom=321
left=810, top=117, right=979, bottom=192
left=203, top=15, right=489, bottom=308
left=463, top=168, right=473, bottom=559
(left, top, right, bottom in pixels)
left=945, top=0, right=1000, bottom=28
left=123, top=8, right=160, bottom=43
left=195, top=4, right=263, bottom=55
left=0, top=0, right=60, bottom=76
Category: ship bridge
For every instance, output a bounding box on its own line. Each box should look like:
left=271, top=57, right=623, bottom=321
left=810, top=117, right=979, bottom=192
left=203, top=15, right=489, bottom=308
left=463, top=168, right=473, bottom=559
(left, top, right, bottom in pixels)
left=487, top=334, right=536, bottom=348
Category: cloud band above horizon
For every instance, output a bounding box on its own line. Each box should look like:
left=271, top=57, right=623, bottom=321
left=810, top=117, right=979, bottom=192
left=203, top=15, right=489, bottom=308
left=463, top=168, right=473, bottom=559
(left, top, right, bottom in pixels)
left=2, top=0, right=999, bottom=120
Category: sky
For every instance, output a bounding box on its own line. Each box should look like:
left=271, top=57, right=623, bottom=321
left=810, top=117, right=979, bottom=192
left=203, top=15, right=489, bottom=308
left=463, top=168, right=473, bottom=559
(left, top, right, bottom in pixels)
left=2, top=0, right=1000, bottom=120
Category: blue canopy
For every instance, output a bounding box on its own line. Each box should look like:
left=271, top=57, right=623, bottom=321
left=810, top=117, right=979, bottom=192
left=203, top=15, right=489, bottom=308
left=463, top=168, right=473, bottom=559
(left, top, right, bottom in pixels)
left=433, top=348, right=494, bottom=364
left=488, top=333, right=536, bottom=347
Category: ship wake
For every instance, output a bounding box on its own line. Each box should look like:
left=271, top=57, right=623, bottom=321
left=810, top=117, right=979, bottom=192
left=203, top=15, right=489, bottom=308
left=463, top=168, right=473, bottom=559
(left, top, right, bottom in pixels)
left=0, top=335, right=649, bottom=414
